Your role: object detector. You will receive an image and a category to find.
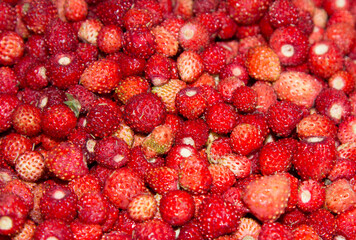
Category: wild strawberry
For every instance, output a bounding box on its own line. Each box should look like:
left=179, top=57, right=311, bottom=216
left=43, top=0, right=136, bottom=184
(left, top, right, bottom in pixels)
left=123, top=8, right=152, bottom=29
left=47, top=52, right=85, bottom=89
left=97, top=25, right=124, bottom=54
left=94, top=136, right=130, bottom=169
left=315, top=88, right=352, bottom=124
left=269, top=26, right=309, bottom=66
left=0, top=192, right=29, bottom=236
left=173, top=0, right=194, bottom=19
left=227, top=0, right=272, bottom=25
left=115, top=76, right=149, bottom=105
left=292, top=224, right=320, bottom=240
left=0, top=133, right=32, bottom=167
left=293, top=136, right=337, bottom=181
left=328, top=158, right=356, bottom=181
left=101, top=202, right=121, bottom=233
left=325, top=179, right=356, bottom=214
left=200, top=44, right=227, bottom=75
left=163, top=113, right=184, bottom=137
left=207, top=137, right=233, bottom=164
left=217, top=77, right=245, bottom=104
left=12, top=219, right=36, bottom=240
left=67, top=174, right=101, bottom=200
left=33, top=219, right=73, bottom=240
left=338, top=115, right=356, bottom=144
left=175, top=119, right=209, bottom=150
left=145, top=166, right=179, bottom=195
left=280, top=208, right=307, bottom=228
left=24, top=34, right=47, bottom=60
left=232, top=86, right=257, bottom=113
left=217, top=153, right=251, bottom=179
left=238, top=34, right=267, bottom=58
left=175, top=86, right=207, bottom=120
left=296, top=113, right=338, bottom=140
left=328, top=70, right=355, bottom=95
left=0, top=31, right=24, bottom=66
left=0, top=2, right=16, bottom=31
left=159, top=190, right=195, bottom=226
left=103, top=167, right=145, bottom=209
left=95, top=0, right=131, bottom=27
left=2, top=178, right=33, bottom=214
left=21, top=0, right=57, bottom=34
left=305, top=208, right=336, bottom=240
left=328, top=9, right=355, bottom=27
left=45, top=141, right=89, bottom=181
left=297, top=179, right=325, bottom=213
left=308, top=40, right=344, bottom=79
left=141, top=124, right=174, bottom=158
left=205, top=102, right=237, bottom=134
left=245, top=45, right=281, bottom=82
left=41, top=103, right=77, bottom=140
left=325, top=23, right=356, bottom=55
left=77, top=192, right=109, bottom=225
left=230, top=123, right=264, bottom=156
left=65, top=84, right=97, bottom=114
left=123, top=92, right=166, bottom=134
left=268, top=0, right=299, bottom=29
left=336, top=207, right=356, bottom=239
left=243, top=174, right=291, bottom=222
left=70, top=219, right=103, bottom=240
left=323, top=0, right=351, bottom=15
left=152, top=25, right=179, bottom=57
left=127, top=193, right=157, bottom=222
left=40, top=183, right=78, bottom=223
left=0, top=67, right=18, bottom=94
left=145, top=53, right=172, bottom=86
left=232, top=217, right=261, bottom=240
left=22, top=61, right=48, bottom=90
left=133, top=219, right=175, bottom=240
left=208, top=164, right=236, bottom=194
left=15, top=151, right=45, bottom=182
left=76, top=42, right=98, bottom=67
left=77, top=18, right=103, bottom=45
left=12, top=104, right=41, bottom=137
left=197, top=195, right=241, bottom=239
left=219, top=61, right=249, bottom=84
left=259, top=222, right=293, bottom=240
left=80, top=58, right=122, bottom=94
left=177, top=50, right=204, bottom=83
left=195, top=12, right=221, bottom=37
left=178, top=20, right=210, bottom=52
left=166, top=144, right=201, bottom=170
left=44, top=18, right=78, bottom=56
left=251, top=81, right=277, bottom=113
left=64, top=0, right=88, bottom=22
left=123, top=26, right=156, bottom=60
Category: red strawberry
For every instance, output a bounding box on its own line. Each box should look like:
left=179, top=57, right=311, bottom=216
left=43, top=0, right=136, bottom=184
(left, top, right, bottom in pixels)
left=102, top=231, right=131, bottom=240
left=217, top=153, right=251, bottom=180
left=145, top=166, right=179, bottom=195
left=251, top=81, right=277, bottom=113
left=127, top=193, right=157, bottom=222
left=40, top=183, right=78, bottom=223
left=328, top=70, right=355, bottom=95
left=13, top=219, right=36, bottom=240
left=22, top=61, right=48, bottom=90
left=178, top=20, right=210, bottom=52
left=293, top=224, right=320, bottom=240
left=133, top=219, right=175, bottom=240
left=175, top=119, right=209, bottom=150
left=12, top=103, right=41, bottom=137
left=315, top=88, right=352, bottom=124
left=77, top=18, right=103, bottom=46
left=200, top=44, right=227, bottom=74
left=325, top=22, right=356, bottom=55
left=95, top=0, right=132, bottom=27
left=219, top=61, right=249, bottom=84
left=77, top=192, right=109, bottom=225
left=65, top=84, right=97, bottom=114
left=34, top=219, right=73, bottom=240
left=41, top=103, right=77, bottom=140
left=207, top=137, right=233, bottom=164
left=325, top=179, right=356, bottom=214
left=63, top=0, right=88, bottom=21
left=205, top=102, right=237, bottom=134
left=67, top=174, right=101, bottom=199
left=328, top=158, right=356, bottom=181
left=308, top=40, right=344, bottom=79
left=227, top=0, right=272, bottom=25
left=338, top=142, right=356, bottom=162
left=0, top=67, right=18, bottom=94
left=141, top=124, right=174, bottom=158
left=245, top=45, right=281, bottom=82
left=0, top=133, right=32, bottom=166
left=115, top=76, right=150, bottom=105
left=123, top=8, right=153, bottom=29
left=177, top=50, right=204, bottom=83
left=152, top=25, right=179, bottom=57
left=323, top=0, right=351, bottom=17
left=293, top=136, right=337, bottom=181
left=259, top=138, right=297, bottom=175
left=15, top=151, right=45, bottom=182
left=144, top=53, right=172, bottom=86
left=268, top=0, right=299, bottom=29
left=80, top=58, right=122, bottom=94
left=37, top=86, right=66, bottom=109
left=166, top=144, right=201, bottom=170
left=0, top=2, right=16, bottom=31
left=123, top=92, right=166, bottom=134
left=123, top=26, right=156, bottom=59
left=216, top=76, right=245, bottom=103
left=177, top=220, right=204, bottom=240
left=338, top=115, right=356, bottom=144
left=0, top=193, right=29, bottom=236
left=173, top=0, right=194, bottom=19
left=76, top=42, right=98, bottom=67
left=197, top=195, right=241, bottom=239
left=45, top=141, right=89, bottom=181
left=232, top=217, right=261, bottom=240
left=305, top=208, right=336, bottom=240
left=24, top=34, right=47, bottom=60
left=103, top=167, right=146, bottom=209
left=259, top=222, right=293, bottom=240
left=70, top=219, right=102, bottom=240
left=97, top=25, right=124, bottom=54
left=44, top=18, right=78, bottom=56
left=280, top=208, right=307, bottom=228
left=0, top=31, right=24, bottom=66
left=159, top=190, right=195, bottom=226
left=230, top=123, right=264, bottom=156
left=296, top=113, right=338, bottom=140
left=85, top=98, right=122, bottom=138
left=208, top=164, right=236, bottom=194
left=175, top=86, right=207, bottom=120
left=267, top=100, right=304, bottom=137
left=336, top=207, right=356, bottom=239
left=297, top=179, right=325, bottom=213
left=232, top=86, right=257, bottom=113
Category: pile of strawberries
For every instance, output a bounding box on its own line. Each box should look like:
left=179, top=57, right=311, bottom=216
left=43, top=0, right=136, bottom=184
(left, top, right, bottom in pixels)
left=1, top=0, right=356, bottom=239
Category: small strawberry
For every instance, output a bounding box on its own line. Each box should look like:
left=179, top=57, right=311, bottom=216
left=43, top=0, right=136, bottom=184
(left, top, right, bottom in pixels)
left=338, top=115, right=356, bottom=144
left=77, top=192, right=109, bottom=225
left=166, top=144, right=201, bottom=170
left=216, top=76, right=245, bottom=103
left=152, top=25, right=179, bottom=57
left=251, top=81, right=277, bottom=113
left=297, top=179, right=325, bottom=213
left=219, top=61, right=249, bottom=84
left=280, top=208, right=307, bottom=228
left=141, top=124, right=174, bottom=158
left=77, top=19, right=103, bottom=46
left=227, top=0, right=272, bottom=25
left=127, top=193, right=157, bottom=222
left=63, top=0, right=87, bottom=21
left=328, top=70, right=355, bottom=95
left=177, top=50, right=204, bottom=83
left=337, top=141, right=356, bottom=162
left=217, top=153, right=251, bottom=180
left=232, top=217, right=261, bottom=240
left=293, top=224, right=320, bottom=240
left=145, top=166, right=179, bottom=195
left=65, top=84, right=97, bottom=114
left=243, top=174, right=291, bottom=222
left=259, top=222, right=293, bottom=240
left=70, top=219, right=103, bottom=240
left=0, top=31, right=24, bottom=66
left=230, top=123, right=264, bottom=156
left=178, top=20, right=210, bottom=52
left=304, top=208, right=336, bottom=240
left=80, top=58, right=122, bottom=94
left=175, top=86, right=207, bottom=120
left=123, top=26, right=156, bottom=59
left=40, top=183, right=78, bottom=223
left=0, top=133, right=32, bottom=166
left=325, top=178, right=356, bottom=214
left=0, top=67, right=18, bottom=94
left=144, top=53, right=172, bottom=86
left=208, top=164, right=236, bottom=194
left=296, top=113, right=338, bottom=140
left=23, top=61, right=48, bottom=90
left=24, top=34, right=47, bottom=60
left=103, top=167, right=146, bottom=210
left=177, top=220, right=204, bottom=240
left=328, top=158, right=356, bottom=181
left=200, top=44, right=227, bottom=74
left=238, top=34, right=267, bottom=58
left=123, top=92, right=166, bottom=134
left=12, top=219, right=36, bottom=240
left=15, top=151, right=45, bottom=182
left=97, top=25, right=124, bottom=54
left=325, top=22, right=356, bottom=55
left=76, top=42, right=98, bottom=67
left=0, top=2, right=16, bottom=31
left=12, top=103, right=42, bottom=137
left=245, top=45, right=281, bottom=82
left=232, top=86, right=257, bottom=113
left=133, top=219, right=175, bottom=240
left=268, top=0, right=299, bottom=29
left=336, top=207, right=356, bottom=239
left=293, top=136, right=337, bottom=181
left=123, top=8, right=153, bottom=29
left=34, top=219, right=73, bottom=240
left=197, top=195, right=241, bottom=239
left=45, top=141, right=89, bottom=181
left=95, top=0, right=131, bottom=27
left=175, top=118, right=209, bottom=150
left=205, top=102, right=237, bottom=134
